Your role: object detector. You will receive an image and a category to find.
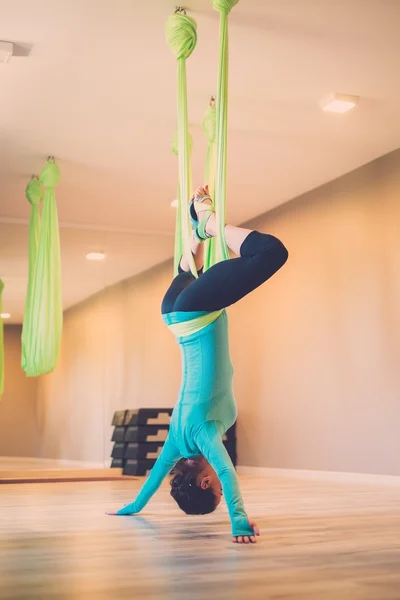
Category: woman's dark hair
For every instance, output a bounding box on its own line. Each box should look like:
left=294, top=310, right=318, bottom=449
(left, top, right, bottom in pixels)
left=170, top=458, right=217, bottom=515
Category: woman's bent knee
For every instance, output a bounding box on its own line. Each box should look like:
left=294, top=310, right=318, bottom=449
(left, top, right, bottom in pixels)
left=275, top=239, right=289, bottom=267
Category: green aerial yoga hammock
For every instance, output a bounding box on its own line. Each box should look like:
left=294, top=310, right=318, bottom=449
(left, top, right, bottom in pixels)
left=202, top=99, right=217, bottom=271
left=21, top=160, right=63, bottom=377
left=21, top=177, right=43, bottom=373
left=166, top=11, right=198, bottom=278
left=171, top=130, right=194, bottom=276
left=167, top=1, right=238, bottom=274
left=211, top=0, right=239, bottom=264
left=0, top=279, right=4, bottom=397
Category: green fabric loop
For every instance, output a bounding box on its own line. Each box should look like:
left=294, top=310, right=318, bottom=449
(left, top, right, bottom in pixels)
left=211, top=0, right=239, bottom=14
left=165, top=14, right=197, bottom=60
left=39, top=161, right=61, bottom=188
left=0, top=279, right=4, bottom=397
left=25, top=179, right=43, bottom=206
left=171, top=131, right=193, bottom=157
left=202, top=105, right=216, bottom=143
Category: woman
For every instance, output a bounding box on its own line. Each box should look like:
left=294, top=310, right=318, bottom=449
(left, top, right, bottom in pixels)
left=107, top=186, right=288, bottom=544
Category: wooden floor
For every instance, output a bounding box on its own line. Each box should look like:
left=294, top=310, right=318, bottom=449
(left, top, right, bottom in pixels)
left=1, top=475, right=400, bottom=600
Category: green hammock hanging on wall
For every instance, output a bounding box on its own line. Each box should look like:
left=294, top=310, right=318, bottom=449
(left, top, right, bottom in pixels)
left=21, top=159, right=63, bottom=377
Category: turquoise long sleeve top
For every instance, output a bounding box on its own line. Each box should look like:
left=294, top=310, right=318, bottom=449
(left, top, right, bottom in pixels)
left=117, top=310, right=253, bottom=537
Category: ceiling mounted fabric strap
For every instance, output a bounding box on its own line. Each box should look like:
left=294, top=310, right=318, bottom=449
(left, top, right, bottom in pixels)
left=211, top=0, right=239, bottom=264
left=202, top=100, right=217, bottom=271
left=171, top=131, right=194, bottom=277
left=166, top=12, right=198, bottom=278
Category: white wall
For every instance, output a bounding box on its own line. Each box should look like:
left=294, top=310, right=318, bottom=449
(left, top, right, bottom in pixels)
left=36, top=263, right=181, bottom=464
left=36, top=150, right=400, bottom=475
left=229, top=149, right=400, bottom=475
left=0, top=325, right=38, bottom=457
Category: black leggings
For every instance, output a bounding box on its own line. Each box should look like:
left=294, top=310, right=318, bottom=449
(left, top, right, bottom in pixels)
left=161, top=231, right=288, bottom=314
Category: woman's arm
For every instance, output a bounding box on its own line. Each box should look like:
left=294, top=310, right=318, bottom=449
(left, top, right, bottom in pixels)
left=114, top=435, right=181, bottom=515
left=194, top=421, right=256, bottom=538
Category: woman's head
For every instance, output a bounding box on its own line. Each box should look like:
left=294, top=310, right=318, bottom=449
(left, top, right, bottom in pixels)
left=170, top=456, right=222, bottom=515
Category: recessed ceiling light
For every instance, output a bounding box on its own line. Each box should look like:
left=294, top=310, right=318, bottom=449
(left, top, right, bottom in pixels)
left=321, top=93, right=359, bottom=114
left=1, top=313, right=11, bottom=319
left=170, top=199, right=178, bottom=208
left=86, top=252, right=106, bottom=261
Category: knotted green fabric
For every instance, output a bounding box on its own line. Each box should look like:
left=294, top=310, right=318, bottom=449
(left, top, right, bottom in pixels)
left=165, top=13, right=197, bottom=59
left=202, top=102, right=217, bottom=270
left=166, top=13, right=197, bottom=277
left=0, top=279, right=4, bottom=397
left=211, top=0, right=239, bottom=263
left=21, top=178, right=43, bottom=372
left=21, top=161, right=63, bottom=377
left=212, top=0, right=239, bottom=14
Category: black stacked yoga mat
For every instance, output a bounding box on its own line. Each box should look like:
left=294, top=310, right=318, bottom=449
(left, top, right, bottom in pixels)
left=110, top=409, right=237, bottom=475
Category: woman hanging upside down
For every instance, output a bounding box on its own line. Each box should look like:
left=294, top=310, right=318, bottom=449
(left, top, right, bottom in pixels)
left=107, top=186, right=288, bottom=543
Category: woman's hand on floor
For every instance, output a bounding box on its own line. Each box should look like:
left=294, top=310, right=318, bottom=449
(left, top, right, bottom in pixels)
left=105, top=511, right=134, bottom=516
left=232, top=518, right=260, bottom=544
left=106, top=501, right=137, bottom=516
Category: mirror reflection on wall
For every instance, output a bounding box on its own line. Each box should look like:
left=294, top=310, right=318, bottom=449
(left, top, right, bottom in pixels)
left=0, top=221, right=108, bottom=474
left=0, top=160, right=178, bottom=479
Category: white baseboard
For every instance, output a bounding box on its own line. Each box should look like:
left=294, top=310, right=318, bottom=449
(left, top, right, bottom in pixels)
left=237, top=466, right=400, bottom=486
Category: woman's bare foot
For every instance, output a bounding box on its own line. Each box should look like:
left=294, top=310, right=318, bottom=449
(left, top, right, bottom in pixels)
left=193, top=185, right=212, bottom=207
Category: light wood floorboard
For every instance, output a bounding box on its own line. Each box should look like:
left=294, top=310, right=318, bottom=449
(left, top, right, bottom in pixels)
left=1, top=475, right=400, bottom=599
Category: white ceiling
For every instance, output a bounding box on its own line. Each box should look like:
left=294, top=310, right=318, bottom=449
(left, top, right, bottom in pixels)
left=1, top=0, right=399, bottom=323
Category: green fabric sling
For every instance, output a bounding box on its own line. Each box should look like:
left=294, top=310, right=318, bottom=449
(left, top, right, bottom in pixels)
left=0, top=279, right=4, bottom=397
left=167, top=309, right=223, bottom=338
left=211, top=0, right=239, bottom=265
left=21, top=177, right=43, bottom=373
left=202, top=100, right=218, bottom=271
left=21, top=160, right=63, bottom=377
left=167, top=2, right=238, bottom=274
left=166, top=11, right=198, bottom=278
left=171, top=131, right=194, bottom=276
